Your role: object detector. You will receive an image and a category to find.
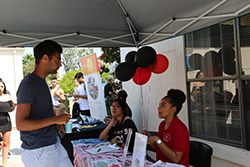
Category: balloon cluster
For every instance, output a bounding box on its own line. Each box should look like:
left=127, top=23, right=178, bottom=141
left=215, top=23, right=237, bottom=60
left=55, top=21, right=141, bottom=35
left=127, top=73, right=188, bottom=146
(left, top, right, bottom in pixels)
left=97, top=61, right=110, bottom=74
left=188, top=46, right=236, bottom=77
left=115, top=46, right=169, bottom=85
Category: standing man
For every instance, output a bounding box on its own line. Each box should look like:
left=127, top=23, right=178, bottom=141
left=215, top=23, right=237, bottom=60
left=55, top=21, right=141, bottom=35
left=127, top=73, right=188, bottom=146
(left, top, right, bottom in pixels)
left=104, top=77, right=115, bottom=98
left=16, top=40, right=73, bottom=167
left=49, top=76, right=65, bottom=105
left=73, top=72, right=91, bottom=116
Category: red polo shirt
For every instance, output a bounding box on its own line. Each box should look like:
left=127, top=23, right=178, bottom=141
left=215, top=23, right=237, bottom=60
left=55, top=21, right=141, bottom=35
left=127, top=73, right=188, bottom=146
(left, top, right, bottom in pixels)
left=156, top=117, right=189, bottom=167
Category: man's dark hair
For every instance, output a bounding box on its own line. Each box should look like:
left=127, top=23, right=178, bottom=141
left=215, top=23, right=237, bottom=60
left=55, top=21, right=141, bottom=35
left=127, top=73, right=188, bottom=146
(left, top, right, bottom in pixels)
left=74, top=72, right=83, bottom=79
left=51, top=76, right=57, bottom=80
left=34, top=40, right=62, bottom=65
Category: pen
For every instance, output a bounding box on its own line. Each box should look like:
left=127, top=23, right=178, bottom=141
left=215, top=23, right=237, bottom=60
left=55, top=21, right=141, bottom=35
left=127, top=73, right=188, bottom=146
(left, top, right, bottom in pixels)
left=97, top=148, right=101, bottom=152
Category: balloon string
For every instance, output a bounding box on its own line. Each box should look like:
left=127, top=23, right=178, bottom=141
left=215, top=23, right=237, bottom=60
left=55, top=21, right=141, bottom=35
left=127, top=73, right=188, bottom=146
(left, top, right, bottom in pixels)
left=146, top=85, right=151, bottom=130
left=138, top=84, right=144, bottom=130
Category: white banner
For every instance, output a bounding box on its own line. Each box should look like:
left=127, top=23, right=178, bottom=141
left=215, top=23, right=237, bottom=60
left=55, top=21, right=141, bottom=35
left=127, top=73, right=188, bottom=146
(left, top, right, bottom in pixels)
left=80, top=54, right=107, bottom=120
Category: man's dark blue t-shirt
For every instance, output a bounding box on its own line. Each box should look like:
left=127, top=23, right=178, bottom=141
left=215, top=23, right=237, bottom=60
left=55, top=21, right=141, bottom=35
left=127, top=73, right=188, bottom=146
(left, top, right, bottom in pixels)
left=17, top=73, right=57, bottom=149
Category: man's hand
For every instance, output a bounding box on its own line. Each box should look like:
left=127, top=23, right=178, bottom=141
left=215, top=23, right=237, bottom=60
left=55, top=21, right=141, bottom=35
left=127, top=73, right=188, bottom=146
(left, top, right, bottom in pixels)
left=55, top=113, right=71, bottom=125
left=72, top=94, right=79, bottom=101
left=56, top=124, right=65, bottom=133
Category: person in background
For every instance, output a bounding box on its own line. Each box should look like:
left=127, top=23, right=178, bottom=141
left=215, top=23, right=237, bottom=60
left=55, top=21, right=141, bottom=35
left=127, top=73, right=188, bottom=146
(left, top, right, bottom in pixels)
left=99, top=98, right=138, bottom=152
left=0, top=80, right=16, bottom=167
left=49, top=76, right=65, bottom=105
left=142, top=89, right=189, bottom=167
left=16, top=40, right=72, bottom=167
left=72, top=77, right=81, bottom=118
left=72, top=72, right=90, bottom=116
left=0, top=77, right=14, bottom=158
left=104, top=89, right=132, bottom=123
left=0, top=78, right=10, bottom=95
left=104, top=77, right=115, bottom=98
left=190, top=71, right=211, bottom=112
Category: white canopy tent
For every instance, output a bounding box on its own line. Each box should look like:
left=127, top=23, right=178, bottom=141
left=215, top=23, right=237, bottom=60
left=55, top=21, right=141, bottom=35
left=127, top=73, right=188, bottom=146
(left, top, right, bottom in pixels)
left=0, top=0, right=250, bottom=48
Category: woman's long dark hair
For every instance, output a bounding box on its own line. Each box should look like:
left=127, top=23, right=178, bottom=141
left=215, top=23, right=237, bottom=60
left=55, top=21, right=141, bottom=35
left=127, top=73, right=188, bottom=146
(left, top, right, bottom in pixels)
left=195, top=71, right=205, bottom=78
left=0, top=80, right=7, bottom=94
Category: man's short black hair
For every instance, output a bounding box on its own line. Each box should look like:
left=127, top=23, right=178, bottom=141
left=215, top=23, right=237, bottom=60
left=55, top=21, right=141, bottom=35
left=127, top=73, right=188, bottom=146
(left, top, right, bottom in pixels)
left=51, top=76, right=57, bottom=80
left=74, top=72, right=83, bottom=79
left=34, top=40, right=62, bottom=65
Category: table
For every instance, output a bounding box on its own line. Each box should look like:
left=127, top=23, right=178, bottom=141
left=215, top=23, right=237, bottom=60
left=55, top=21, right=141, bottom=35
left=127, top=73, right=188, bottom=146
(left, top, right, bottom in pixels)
left=66, top=122, right=107, bottom=141
left=73, top=142, right=154, bottom=167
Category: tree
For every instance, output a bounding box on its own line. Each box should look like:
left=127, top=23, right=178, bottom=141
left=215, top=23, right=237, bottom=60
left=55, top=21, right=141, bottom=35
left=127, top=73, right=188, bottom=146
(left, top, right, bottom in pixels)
left=59, top=70, right=82, bottom=94
left=22, top=53, right=35, bottom=77
left=61, top=48, right=94, bottom=72
left=99, top=47, right=120, bottom=64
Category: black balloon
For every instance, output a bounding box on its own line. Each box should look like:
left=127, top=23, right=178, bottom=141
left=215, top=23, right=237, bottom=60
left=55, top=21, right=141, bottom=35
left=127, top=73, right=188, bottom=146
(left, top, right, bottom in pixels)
left=135, top=46, right=157, bottom=67
left=115, top=62, right=136, bottom=81
left=218, top=46, right=236, bottom=75
left=203, top=51, right=221, bottom=77
left=104, top=68, right=110, bottom=73
left=101, top=64, right=105, bottom=70
left=125, top=51, right=137, bottom=63
left=99, top=69, right=103, bottom=74
left=188, top=53, right=203, bottom=70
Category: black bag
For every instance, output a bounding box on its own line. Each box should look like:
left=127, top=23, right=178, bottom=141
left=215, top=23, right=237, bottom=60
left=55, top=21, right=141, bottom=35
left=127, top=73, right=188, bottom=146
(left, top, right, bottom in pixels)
left=0, top=115, right=8, bottom=125
left=72, top=102, right=80, bottom=118
left=59, top=134, right=74, bottom=165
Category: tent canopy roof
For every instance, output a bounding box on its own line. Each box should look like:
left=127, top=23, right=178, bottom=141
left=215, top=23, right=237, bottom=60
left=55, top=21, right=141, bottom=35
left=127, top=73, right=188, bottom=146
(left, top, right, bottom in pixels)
left=1, top=0, right=250, bottom=48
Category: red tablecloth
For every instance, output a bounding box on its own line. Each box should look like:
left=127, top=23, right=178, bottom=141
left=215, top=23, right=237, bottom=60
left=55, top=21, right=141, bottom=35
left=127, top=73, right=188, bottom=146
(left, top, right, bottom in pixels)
left=73, top=143, right=153, bottom=167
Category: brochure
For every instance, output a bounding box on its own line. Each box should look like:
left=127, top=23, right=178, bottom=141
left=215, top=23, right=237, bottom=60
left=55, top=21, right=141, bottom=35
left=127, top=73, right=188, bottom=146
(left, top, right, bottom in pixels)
left=131, top=132, right=148, bottom=167
left=121, top=130, right=132, bottom=166
left=91, top=157, right=122, bottom=167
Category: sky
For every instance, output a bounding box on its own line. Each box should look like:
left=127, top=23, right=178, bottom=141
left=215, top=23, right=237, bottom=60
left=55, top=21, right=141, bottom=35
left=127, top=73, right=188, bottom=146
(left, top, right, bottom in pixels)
left=23, top=47, right=103, bottom=77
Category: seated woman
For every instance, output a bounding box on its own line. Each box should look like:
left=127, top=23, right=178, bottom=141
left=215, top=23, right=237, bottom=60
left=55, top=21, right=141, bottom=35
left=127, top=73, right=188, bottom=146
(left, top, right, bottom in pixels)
left=142, top=89, right=189, bottom=167
left=99, top=99, right=138, bottom=152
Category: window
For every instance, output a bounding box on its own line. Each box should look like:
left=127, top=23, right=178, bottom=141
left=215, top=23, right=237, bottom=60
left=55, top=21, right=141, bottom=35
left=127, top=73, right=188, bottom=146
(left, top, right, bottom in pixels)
left=185, top=14, right=250, bottom=149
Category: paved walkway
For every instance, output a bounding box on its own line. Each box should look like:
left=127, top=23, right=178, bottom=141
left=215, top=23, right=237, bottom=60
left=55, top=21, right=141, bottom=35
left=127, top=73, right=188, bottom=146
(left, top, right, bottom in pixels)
left=0, top=128, right=25, bottom=167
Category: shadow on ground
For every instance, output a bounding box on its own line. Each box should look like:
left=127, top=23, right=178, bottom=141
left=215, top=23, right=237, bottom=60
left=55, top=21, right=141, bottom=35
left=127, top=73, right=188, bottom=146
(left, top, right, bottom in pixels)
left=10, top=148, right=21, bottom=155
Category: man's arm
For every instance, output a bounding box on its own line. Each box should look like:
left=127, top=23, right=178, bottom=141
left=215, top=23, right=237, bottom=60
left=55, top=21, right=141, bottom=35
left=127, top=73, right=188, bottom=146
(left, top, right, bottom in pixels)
left=78, top=95, right=88, bottom=99
left=108, top=91, right=113, bottom=96
left=16, top=103, right=71, bottom=131
left=57, top=89, right=66, bottom=103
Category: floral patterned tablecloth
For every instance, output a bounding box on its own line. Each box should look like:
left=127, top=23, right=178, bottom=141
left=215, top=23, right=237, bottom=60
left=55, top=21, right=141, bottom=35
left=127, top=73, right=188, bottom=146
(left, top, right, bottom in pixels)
left=73, top=140, right=153, bottom=167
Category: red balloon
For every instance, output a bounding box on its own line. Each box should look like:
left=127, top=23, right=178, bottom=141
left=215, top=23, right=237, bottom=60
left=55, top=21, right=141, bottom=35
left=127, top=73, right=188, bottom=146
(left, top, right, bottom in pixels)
left=132, top=67, right=151, bottom=85
left=150, top=54, right=169, bottom=74
left=97, top=61, right=102, bottom=70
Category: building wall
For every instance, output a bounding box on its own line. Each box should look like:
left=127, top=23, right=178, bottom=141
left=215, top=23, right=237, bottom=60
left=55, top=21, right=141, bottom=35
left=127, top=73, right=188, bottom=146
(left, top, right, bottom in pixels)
left=0, top=48, right=24, bottom=127
left=121, top=36, right=250, bottom=166
left=121, top=36, right=187, bottom=132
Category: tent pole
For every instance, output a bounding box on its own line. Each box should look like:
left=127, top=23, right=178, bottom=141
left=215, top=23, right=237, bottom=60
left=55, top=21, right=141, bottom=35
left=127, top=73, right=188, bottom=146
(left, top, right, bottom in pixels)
left=174, top=0, right=227, bottom=35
